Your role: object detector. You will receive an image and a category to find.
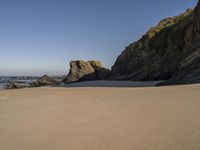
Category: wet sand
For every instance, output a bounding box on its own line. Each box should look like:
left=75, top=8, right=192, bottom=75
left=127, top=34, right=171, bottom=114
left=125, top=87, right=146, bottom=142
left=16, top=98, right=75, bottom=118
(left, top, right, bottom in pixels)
left=0, top=82, right=200, bottom=150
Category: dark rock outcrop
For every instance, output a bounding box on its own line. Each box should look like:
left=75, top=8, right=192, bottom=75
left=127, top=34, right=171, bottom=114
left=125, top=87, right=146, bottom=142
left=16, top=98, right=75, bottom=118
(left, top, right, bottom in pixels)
left=6, top=75, right=59, bottom=89
left=112, top=1, right=200, bottom=85
left=5, top=82, right=28, bottom=89
left=33, top=75, right=59, bottom=86
left=63, top=60, right=111, bottom=83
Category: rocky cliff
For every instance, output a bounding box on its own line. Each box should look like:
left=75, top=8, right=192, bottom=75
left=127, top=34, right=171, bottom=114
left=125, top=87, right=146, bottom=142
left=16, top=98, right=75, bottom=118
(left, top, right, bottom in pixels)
left=63, top=60, right=111, bottom=83
left=112, top=1, right=200, bottom=84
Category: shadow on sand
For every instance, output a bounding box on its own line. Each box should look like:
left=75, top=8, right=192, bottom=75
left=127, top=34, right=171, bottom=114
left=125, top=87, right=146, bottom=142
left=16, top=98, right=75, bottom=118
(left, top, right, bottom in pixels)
left=55, top=80, right=163, bottom=88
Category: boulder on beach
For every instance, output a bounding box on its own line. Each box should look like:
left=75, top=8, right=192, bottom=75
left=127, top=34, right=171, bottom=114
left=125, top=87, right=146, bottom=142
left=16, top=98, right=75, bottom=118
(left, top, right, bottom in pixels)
left=63, top=60, right=111, bottom=83
left=32, top=75, right=59, bottom=86
left=5, top=82, right=28, bottom=89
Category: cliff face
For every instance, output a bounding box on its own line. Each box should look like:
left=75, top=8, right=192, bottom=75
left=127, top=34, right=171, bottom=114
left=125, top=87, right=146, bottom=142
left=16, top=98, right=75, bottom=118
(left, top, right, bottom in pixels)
left=112, top=1, right=200, bottom=84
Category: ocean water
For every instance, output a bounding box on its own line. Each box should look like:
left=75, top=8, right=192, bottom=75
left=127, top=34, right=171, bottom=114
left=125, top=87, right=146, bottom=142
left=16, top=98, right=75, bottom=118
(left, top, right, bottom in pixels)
left=0, top=83, right=6, bottom=90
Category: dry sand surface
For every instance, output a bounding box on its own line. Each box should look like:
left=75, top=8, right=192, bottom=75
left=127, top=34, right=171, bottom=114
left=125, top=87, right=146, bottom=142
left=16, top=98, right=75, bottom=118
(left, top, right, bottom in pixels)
left=0, top=82, right=200, bottom=150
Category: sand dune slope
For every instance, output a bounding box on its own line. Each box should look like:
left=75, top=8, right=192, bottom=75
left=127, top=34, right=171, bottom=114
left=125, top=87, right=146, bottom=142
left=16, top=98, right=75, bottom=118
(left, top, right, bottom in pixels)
left=0, top=84, right=200, bottom=150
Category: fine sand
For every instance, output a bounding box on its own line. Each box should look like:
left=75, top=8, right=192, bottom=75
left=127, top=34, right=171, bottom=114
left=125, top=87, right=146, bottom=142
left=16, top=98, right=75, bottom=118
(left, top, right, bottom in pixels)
left=0, top=82, right=200, bottom=150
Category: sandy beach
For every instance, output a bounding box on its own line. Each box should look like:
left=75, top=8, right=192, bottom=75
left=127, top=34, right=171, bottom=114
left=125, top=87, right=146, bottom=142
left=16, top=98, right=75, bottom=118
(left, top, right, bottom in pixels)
left=0, top=82, right=200, bottom=150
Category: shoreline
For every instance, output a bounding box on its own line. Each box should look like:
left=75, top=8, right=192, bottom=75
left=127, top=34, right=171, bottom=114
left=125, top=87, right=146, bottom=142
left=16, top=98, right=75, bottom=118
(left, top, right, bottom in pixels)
left=0, top=80, right=164, bottom=91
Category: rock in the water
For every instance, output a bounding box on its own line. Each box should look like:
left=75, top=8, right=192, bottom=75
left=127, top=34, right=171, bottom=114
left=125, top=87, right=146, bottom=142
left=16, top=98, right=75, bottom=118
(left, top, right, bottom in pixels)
left=112, top=1, right=200, bottom=85
left=6, top=82, right=27, bottom=89
left=63, top=60, right=111, bottom=83
left=33, top=75, right=59, bottom=86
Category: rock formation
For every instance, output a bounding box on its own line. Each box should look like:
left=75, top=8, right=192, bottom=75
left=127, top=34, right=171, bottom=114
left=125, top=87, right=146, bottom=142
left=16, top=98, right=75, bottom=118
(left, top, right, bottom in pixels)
left=63, top=60, right=111, bottom=83
left=5, top=82, right=28, bottom=89
left=33, top=75, right=59, bottom=86
left=112, top=1, right=200, bottom=85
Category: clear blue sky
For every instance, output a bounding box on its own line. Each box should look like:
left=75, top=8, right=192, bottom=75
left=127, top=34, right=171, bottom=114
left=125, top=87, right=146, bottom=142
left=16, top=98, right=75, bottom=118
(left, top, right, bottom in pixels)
left=0, top=0, right=197, bottom=76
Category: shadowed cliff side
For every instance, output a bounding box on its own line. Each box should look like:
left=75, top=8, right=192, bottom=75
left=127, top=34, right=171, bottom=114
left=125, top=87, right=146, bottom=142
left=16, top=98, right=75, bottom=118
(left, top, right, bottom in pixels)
left=112, top=1, right=200, bottom=85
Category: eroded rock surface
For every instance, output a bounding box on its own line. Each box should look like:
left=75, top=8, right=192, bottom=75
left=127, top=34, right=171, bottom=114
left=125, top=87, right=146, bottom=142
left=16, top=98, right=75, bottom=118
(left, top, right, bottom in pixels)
left=112, top=1, right=200, bottom=85
left=33, top=75, right=59, bottom=86
left=64, top=60, right=111, bottom=83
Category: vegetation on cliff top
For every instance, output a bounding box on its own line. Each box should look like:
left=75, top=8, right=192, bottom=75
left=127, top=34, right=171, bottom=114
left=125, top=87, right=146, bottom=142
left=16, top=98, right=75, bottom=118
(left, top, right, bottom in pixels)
left=112, top=1, right=200, bottom=84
